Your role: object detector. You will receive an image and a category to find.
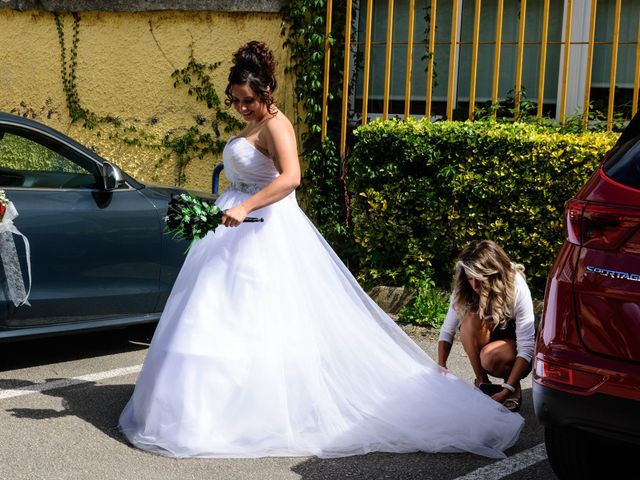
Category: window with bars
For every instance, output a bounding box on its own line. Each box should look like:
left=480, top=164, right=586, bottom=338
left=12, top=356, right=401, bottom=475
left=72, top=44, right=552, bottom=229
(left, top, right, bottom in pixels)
left=350, top=0, right=640, bottom=122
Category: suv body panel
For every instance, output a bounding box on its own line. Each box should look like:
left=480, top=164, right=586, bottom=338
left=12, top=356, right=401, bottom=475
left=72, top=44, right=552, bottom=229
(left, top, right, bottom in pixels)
left=534, top=117, right=640, bottom=475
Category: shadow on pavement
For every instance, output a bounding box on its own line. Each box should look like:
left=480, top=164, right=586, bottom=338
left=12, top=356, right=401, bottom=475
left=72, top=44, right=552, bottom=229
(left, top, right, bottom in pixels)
left=0, top=323, right=156, bottom=372
left=291, top=450, right=480, bottom=480
left=3, top=378, right=134, bottom=445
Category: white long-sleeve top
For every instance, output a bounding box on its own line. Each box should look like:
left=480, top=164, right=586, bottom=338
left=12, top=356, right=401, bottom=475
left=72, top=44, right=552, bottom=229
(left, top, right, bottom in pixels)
left=438, top=273, right=536, bottom=363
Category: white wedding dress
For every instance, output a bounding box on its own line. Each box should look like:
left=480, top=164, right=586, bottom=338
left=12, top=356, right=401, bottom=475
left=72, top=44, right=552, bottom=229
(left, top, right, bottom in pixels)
left=118, top=136, right=524, bottom=459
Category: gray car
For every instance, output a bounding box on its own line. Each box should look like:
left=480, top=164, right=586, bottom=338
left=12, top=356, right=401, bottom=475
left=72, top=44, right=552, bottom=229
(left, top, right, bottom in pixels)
left=0, top=112, right=209, bottom=341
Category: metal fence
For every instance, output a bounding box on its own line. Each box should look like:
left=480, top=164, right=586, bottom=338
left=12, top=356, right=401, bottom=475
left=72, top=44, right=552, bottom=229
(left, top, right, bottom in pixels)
left=321, top=0, right=640, bottom=157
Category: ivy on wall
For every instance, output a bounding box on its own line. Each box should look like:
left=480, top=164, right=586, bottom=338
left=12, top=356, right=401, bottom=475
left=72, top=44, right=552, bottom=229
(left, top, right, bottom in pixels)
left=162, top=53, right=245, bottom=184
left=54, top=12, right=98, bottom=126
left=52, top=6, right=348, bottom=197
left=281, top=0, right=354, bottom=253
left=51, top=12, right=244, bottom=186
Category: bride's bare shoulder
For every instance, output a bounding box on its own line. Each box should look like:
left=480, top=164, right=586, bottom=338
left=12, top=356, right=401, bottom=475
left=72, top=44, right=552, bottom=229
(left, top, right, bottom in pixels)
left=265, top=109, right=294, bottom=134
left=259, top=110, right=296, bottom=155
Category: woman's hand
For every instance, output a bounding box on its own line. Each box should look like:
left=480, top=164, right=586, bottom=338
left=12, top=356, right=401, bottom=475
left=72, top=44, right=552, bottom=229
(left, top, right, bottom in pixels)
left=221, top=203, right=249, bottom=227
left=473, top=377, right=490, bottom=388
left=490, top=389, right=511, bottom=404
left=437, top=340, right=452, bottom=370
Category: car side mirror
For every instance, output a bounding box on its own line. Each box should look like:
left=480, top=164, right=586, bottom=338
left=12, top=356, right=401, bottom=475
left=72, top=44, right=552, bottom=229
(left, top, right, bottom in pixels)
left=102, top=161, right=126, bottom=190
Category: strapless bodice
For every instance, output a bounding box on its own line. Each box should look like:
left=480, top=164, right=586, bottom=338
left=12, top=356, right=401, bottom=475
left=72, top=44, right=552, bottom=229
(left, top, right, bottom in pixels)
left=222, top=137, right=279, bottom=193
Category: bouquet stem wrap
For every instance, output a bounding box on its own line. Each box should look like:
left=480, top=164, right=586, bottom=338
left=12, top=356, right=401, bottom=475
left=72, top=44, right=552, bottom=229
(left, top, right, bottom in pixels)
left=0, top=202, right=31, bottom=307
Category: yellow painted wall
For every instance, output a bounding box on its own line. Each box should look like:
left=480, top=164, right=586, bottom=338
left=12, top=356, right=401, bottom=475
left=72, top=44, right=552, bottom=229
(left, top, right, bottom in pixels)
left=0, top=9, right=296, bottom=193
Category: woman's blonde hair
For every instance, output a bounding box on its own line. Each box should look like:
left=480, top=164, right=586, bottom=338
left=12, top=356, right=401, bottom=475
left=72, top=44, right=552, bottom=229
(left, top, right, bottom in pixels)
left=451, top=240, right=524, bottom=330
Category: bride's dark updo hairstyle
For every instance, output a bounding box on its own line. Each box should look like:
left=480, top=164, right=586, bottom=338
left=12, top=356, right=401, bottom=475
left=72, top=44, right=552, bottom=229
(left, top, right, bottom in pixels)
left=225, top=41, right=277, bottom=113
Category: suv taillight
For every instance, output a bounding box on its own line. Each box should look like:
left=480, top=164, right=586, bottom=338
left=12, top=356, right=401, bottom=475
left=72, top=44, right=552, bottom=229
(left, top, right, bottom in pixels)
left=565, top=199, right=640, bottom=250
left=535, top=359, right=604, bottom=390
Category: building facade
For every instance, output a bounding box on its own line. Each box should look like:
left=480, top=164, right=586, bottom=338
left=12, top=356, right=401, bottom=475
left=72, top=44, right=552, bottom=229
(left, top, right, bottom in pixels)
left=0, top=1, right=291, bottom=191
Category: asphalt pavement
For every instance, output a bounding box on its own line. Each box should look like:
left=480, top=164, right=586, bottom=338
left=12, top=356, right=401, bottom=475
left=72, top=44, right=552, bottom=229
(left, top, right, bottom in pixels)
left=0, top=324, right=555, bottom=480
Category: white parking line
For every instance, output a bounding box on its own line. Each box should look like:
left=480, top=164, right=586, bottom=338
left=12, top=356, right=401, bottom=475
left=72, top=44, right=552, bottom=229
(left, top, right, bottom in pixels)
left=0, top=364, right=142, bottom=400
left=453, top=443, right=547, bottom=479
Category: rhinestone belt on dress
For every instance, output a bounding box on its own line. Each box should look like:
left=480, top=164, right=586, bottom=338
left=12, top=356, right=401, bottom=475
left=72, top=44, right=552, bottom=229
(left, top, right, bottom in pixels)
left=228, top=181, right=262, bottom=194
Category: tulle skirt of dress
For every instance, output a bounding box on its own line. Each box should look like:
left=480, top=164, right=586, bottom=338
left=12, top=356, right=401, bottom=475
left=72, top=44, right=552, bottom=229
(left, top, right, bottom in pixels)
left=118, top=190, right=524, bottom=459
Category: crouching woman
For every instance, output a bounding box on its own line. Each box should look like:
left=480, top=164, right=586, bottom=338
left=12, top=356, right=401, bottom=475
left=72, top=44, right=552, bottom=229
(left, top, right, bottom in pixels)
left=437, top=240, right=536, bottom=412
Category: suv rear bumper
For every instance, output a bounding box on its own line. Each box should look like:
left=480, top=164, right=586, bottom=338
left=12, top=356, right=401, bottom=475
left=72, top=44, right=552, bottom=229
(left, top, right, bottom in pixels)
left=533, top=381, right=640, bottom=445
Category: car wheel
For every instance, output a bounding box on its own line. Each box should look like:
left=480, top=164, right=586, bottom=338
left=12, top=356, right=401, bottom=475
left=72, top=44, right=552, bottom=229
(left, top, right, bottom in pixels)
left=545, top=426, right=637, bottom=479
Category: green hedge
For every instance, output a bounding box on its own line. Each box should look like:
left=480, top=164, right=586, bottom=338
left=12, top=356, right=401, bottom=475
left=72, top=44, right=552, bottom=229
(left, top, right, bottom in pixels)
left=348, top=119, right=619, bottom=295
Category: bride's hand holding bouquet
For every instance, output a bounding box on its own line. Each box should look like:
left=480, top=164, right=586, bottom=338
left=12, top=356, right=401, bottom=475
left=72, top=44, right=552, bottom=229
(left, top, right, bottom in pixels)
left=220, top=203, right=250, bottom=228
left=164, top=193, right=263, bottom=249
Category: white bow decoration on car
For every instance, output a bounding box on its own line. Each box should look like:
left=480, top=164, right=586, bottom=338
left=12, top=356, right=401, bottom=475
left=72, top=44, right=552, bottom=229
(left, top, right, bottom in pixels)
left=0, top=200, right=32, bottom=307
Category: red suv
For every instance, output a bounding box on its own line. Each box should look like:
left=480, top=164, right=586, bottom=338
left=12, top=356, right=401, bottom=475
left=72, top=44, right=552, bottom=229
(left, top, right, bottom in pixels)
left=533, top=115, right=640, bottom=478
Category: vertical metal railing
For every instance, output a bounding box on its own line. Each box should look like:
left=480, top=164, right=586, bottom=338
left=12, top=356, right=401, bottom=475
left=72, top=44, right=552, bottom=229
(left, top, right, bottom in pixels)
left=583, top=0, right=597, bottom=126
left=559, top=0, right=573, bottom=124
left=361, top=0, right=373, bottom=126
left=339, top=0, right=353, bottom=158
left=491, top=0, right=504, bottom=118
left=321, top=0, right=640, bottom=152
left=513, top=0, right=527, bottom=119
left=320, top=0, right=332, bottom=143
left=607, top=0, right=622, bottom=131
left=404, top=0, right=416, bottom=118
left=382, top=0, right=395, bottom=120
left=537, top=0, right=550, bottom=117
left=446, top=0, right=460, bottom=120
left=425, top=0, right=437, bottom=119
left=468, top=0, right=481, bottom=120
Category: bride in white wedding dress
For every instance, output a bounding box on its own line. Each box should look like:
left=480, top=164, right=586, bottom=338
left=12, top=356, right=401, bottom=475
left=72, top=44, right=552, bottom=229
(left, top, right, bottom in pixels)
left=118, top=41, right=524, bottom=460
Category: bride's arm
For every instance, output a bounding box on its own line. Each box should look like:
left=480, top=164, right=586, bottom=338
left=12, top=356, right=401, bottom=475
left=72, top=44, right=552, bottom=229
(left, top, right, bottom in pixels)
left=221, top=116, right=300, bottom=227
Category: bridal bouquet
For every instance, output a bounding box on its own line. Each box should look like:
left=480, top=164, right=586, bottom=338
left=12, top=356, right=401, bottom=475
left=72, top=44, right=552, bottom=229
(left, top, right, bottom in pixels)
left=165, top=193, right=263, bottom=247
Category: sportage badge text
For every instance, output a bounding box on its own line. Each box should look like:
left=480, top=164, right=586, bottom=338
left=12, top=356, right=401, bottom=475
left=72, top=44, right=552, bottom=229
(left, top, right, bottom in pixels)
left=586, top=265, right=640, bottom=282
